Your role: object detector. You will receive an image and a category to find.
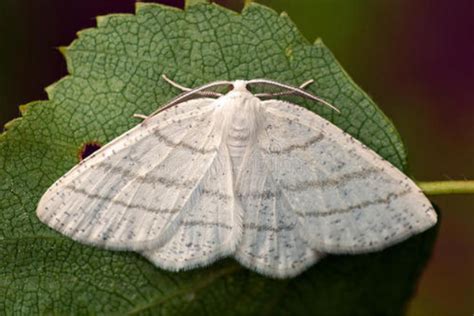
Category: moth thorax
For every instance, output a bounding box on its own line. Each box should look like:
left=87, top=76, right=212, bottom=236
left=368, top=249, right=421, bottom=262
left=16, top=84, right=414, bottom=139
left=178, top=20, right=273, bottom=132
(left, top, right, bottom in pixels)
left=226, top=98, right=260, bottom=176
left=227, top=98, right=260, bottom=143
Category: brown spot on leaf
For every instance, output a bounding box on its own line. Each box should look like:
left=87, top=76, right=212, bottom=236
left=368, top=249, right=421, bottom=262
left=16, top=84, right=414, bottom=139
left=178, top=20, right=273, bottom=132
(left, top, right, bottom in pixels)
left=78, top=141, right=102, bottom=161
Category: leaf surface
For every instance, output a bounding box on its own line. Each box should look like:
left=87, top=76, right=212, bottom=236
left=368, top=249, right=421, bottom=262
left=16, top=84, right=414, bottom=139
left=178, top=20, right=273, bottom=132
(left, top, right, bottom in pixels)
left=0, top=2, right=437, bottom=315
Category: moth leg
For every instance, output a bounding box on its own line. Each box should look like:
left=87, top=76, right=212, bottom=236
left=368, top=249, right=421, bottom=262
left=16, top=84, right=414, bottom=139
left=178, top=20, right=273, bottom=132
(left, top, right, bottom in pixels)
left=298, top=79, right=314, bottom=90
left=255, top=79, right=314, bottom=98
left=162, top=74, right=223, bottom=97
left=133, top=114, right=148, bottom=120
left=162, top=74, right=193, bottom=92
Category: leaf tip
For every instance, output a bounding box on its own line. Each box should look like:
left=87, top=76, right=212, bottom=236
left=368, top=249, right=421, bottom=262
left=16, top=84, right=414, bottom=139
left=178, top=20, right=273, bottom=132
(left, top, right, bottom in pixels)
left=135, top=2, right=149, bottom=12
left=56, top=46, right=68, bottom=58
left=96, top=15, right=108, bottom=27
left=44, top=80, right=61, bottom=100
left=75, top=28, right=93, bottom=39
left=3, top=117, right=22, bottom=132
left=136, top=1, right=182, bottom=15
left=243, top=0, right=254, bottom=8
left=185, top=0, right=210, bottom=9
left=19, top=103, right=30, bottom=116
left=314, top=38, right=324, bottom=45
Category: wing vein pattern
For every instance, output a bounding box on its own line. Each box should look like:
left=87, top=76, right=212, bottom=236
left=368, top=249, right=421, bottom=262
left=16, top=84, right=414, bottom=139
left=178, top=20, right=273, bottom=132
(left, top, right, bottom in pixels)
left=37, top=85, right=437, bottom=279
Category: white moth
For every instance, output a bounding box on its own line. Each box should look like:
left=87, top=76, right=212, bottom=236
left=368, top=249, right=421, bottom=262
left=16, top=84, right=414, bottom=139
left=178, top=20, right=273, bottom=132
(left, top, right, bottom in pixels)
left=36, top=76, right=437, bottom=278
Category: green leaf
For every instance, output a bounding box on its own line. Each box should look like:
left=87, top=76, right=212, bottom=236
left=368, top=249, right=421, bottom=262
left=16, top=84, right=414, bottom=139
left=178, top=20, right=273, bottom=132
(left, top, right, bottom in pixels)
left=186, top=0, right=210, bottom=8
left=0, top=2, right=437, bottom=315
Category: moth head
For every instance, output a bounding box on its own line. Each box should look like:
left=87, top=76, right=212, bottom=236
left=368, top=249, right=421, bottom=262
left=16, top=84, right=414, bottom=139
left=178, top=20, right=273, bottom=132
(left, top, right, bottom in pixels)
left=232, top=80, right=249, bottom=92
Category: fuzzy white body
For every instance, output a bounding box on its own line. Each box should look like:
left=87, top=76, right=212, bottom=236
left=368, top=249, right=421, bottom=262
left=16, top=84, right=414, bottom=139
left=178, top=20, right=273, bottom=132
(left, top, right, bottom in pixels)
left=36, top=80, right=437, bottom=278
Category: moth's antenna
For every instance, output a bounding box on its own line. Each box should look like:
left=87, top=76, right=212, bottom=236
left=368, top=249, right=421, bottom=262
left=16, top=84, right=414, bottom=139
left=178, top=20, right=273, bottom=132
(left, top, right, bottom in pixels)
left=248, top=79, right=340, bottom=113
left=255, top=79, right=314, bottom=98
left=162, top=74, right=224, bottom=98
left=146, top=76, right=233, bottom=118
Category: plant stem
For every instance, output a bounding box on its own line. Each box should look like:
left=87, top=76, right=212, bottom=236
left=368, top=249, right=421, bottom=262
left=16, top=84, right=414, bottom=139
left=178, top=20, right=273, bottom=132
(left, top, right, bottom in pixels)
left=417, top=181, right=474, bottom=195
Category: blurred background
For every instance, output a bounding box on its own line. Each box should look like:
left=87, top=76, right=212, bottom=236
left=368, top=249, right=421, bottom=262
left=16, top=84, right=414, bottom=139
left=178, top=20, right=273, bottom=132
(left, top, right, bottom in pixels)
left=0, top=0, right=472, bottom=314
